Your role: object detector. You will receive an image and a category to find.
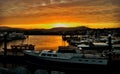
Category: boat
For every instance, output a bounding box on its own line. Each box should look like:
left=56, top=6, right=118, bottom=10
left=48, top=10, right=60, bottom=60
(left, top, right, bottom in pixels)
left=0, top=32, right=26, bottom=42
left=23, top=46, right=109, bottom=72
left=11, top=44, right=35, bottom=54
left=8, top=32, right=26, bottom=41
left=23, top=34, right=120, bottom=73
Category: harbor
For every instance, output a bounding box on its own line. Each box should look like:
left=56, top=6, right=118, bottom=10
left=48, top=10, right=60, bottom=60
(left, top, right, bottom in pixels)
left=0, top=35, right=68, bottom=74
left=0, top=0, right=120, bottom=74
left=0, top=33, right=120, bottom=74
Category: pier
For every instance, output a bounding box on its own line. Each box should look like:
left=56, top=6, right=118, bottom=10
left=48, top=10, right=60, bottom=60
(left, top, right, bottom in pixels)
left=0, top=33, right=120, bottom=74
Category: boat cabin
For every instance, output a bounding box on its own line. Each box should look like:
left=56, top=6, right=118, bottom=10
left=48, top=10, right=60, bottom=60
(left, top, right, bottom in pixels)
left=57, top=46, right=78, bottom=53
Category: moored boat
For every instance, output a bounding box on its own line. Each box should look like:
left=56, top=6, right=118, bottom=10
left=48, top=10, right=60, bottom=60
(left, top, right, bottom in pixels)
left=23, top=34, right=120, bottom=73
left=23, top=46, right=109, bottom=71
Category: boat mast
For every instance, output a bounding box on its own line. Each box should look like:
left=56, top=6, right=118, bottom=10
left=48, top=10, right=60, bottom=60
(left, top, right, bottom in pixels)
left=108, top=34, right=112, bottom=63
left=108, top=34, right=112, bottom=51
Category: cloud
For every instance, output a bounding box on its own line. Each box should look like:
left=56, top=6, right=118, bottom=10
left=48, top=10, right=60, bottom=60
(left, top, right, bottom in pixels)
left=0, top=0, right=119, bottom=24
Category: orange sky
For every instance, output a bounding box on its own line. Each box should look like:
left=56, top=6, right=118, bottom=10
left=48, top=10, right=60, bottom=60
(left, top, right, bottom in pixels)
left=0, top=0, right=120, bottom=29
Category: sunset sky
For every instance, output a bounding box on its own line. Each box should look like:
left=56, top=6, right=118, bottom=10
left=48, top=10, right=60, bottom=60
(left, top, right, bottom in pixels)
left=0, top=0, right=120, bottom=29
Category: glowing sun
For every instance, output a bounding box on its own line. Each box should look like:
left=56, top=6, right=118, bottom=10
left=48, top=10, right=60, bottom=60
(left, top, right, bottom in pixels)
left=54, top=23, right=69, bottom=27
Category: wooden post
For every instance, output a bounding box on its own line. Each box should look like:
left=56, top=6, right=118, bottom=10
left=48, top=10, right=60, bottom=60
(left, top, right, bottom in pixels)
left=3, top=32, right=8, bottom=56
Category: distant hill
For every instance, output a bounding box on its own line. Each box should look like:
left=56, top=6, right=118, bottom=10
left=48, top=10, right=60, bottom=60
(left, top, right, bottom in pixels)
left=0, top=26, right=26, bottom=32
left=0, top=26, right=120, bottom=35
left=0, top=26, right=12, bottom=30
left=49, top=26, right=90, bottom=32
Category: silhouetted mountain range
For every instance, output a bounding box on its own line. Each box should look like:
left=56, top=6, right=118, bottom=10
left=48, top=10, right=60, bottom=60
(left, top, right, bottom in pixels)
left=50, top=26, right=90, bottom=32
left=0, top=26, right=120, bottom=35
left=0, top=26, right=26, bottom=31
left=0, top=26, right=90, bottom=31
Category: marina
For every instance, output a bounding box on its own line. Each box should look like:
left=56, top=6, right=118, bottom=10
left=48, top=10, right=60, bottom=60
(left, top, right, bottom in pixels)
left=0, top=34, right=120, bottom=74
left=0, top=0, right=120, bottom=73
left=0, top=35, right=68, bottom=74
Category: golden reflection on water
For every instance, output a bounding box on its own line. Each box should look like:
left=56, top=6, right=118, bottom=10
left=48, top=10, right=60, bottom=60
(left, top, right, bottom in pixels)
left=0, top=35, right=68, bottom=51
left=24, top=35, right=68, bottom=50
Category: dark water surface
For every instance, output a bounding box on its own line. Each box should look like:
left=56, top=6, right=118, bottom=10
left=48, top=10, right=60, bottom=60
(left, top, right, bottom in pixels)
left=0, top=35, right=68, bottom=74
left=0, top=35, right=68, bottom=51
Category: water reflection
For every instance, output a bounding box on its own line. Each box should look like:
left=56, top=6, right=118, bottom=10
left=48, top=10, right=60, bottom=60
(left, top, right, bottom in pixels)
left=0, top=35, right=68, bottom=51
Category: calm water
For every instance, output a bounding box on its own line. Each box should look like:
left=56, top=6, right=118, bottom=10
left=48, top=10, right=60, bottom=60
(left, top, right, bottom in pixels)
left=0, top=35, right=67, bottom=74
left=0, top=35, right=68, bottom=51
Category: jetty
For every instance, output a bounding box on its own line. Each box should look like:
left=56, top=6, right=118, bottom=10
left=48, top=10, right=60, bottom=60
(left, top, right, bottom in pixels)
left=0, top=33, right=120, bottom=74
